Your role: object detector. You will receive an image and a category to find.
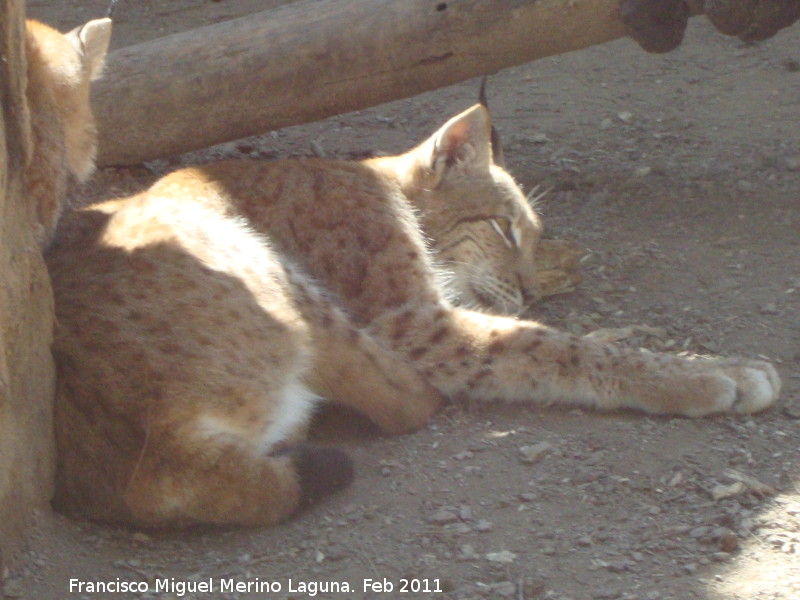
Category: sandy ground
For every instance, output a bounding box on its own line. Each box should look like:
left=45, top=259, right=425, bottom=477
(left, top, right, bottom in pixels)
left=8, top=2, right=800, bottom=599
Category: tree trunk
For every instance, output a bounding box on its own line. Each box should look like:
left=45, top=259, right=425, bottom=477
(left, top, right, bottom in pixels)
left=94, top=0, right=671, bottom=166
left=0, top=0, right=57, bottom=575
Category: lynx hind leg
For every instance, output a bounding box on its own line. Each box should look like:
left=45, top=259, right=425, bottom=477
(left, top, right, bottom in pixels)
left=121, top=436, right=353, bottom=528
left=53, top=367, right=354, bottom=528
left=122, top=378, right=353, bottom=527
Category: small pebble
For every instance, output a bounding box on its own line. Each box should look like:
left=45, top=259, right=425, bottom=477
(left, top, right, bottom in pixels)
left=474, top=519, right=494, bottom=532
left=519, top=442, right=553, bottom=464
left=784, top=154, right=800, bottom=171
left=489, top=581, right=517, bottom=597
left=428, top=510, right=459, bottom=525
left=486, top=550, right=517, bottom=564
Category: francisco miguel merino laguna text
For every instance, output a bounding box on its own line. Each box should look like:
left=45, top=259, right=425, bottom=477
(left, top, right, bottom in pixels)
left=68, top=576, right=443, bottom=595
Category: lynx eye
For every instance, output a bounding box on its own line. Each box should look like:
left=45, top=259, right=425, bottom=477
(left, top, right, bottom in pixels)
left=489, top=218, right=517, bottom=248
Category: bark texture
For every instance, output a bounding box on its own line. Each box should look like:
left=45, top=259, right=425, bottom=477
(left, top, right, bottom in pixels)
left=0, top=0, right=57, bottom=574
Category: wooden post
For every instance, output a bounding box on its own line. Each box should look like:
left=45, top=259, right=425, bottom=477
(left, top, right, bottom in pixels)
left=0, top=0, right=57, bottom=574
left=94, top=0, right=671, bottom=165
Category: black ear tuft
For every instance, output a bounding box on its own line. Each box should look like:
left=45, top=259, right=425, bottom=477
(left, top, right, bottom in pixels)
left=107, top=0, right=120, bottom=19
left=479, top=75, right=490, bottom=108
left=478, top=75, right=505, bottom=167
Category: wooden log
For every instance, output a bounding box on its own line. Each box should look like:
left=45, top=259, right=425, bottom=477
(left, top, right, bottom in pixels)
left=0, top=0, right=57, bottom=574
left=94, top=0, right=692, bottom=166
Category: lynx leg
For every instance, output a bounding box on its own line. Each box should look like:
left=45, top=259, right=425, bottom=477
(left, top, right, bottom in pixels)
left=372, top=304, right=780, bottom=417
left=52, top=367, right=354, bottom=528
left=297, top=288, right=442, bottom=434
left=118, top=437, right=353, bottom=528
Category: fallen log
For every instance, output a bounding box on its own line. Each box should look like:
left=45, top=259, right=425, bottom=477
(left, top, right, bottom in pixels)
left=94, top=0, right=681, bottom=165
left=92, top=0, right=800, bottom=166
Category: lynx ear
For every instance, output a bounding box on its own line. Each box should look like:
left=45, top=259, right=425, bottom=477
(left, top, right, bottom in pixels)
left=66, top=18, right=112, bottom=81
left=429, top=104, right=493, bottom=186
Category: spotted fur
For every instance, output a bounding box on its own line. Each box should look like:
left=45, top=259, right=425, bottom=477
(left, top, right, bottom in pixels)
left=47, top=104, right=780, bottom=529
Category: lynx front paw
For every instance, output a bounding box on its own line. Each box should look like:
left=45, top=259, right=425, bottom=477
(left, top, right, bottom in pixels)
left=685, top=358, right=781, bottom=416
left=644, top=357, right=781, bottom=417
left=718, top=359, right=781, bottom=414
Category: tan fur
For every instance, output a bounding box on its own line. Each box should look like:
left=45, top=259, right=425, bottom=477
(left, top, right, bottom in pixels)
left=46, top=103, right=781, bottom=529
left=389, top=107, right=544, bottom=315
left=24, top=18, right=111, bottom=248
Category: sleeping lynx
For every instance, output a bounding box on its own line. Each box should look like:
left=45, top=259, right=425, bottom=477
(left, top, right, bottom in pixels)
left=41, top=44, right=779, bottom=527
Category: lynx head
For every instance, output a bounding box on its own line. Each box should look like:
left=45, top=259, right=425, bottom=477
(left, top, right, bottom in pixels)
left=387, top=104, right=544, bottom=315
left=25, top=17, right=112, bottom=246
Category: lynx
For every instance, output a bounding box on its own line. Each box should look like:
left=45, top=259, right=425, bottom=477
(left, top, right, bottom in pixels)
left=23, top=17, right=112, bottom=248
left=46, top=101, right=780, bottom=528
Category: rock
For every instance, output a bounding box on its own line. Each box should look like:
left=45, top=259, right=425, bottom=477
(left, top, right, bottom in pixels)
left=486, top=550, right=517, bottom=564
left=716, top=528, right=739, bottom=553
left=324, top=543, right=350, bottom=562
left=618, top=111, right=634, bottom=123
left=758, top=302, right=779, bottom=315
left=725, top=469, right=777, bottom=497
left=690, top=526, right=713, bottom=540
left=474, top=519, right=494, bottom=532
left=519, top=442, right=553, bottom=465
left=428, top=509, right=459, bottom=525
left=605, top=560, right=628, bottom=573
left=541, top=545, right=557, bottom=556
left=785, top=154, right=800, bottom=171
left=711, top=481, right=747, bottom=501
left=444, top=522, right=473, bottom=535
left=489, top=581, right=517, bottom=597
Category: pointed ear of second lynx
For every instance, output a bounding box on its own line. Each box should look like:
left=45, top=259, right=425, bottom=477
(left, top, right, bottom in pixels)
left=429, top=104, right=493, bottom=186
left=66, top=18, right=112, bottom=81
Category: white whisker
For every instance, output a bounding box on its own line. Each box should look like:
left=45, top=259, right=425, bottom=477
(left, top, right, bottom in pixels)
left=525, top=184, right=552, bottom=211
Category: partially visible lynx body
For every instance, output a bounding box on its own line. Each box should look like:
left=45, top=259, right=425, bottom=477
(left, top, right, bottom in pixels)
left=24, top=17, right=112, bottom=247
left=47, top=103, right=781, bottom=529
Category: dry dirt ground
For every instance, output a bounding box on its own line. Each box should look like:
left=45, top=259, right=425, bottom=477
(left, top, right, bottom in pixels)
left=7, top=2, right=800, bottom=599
